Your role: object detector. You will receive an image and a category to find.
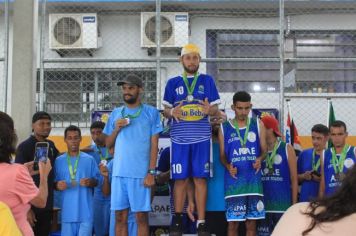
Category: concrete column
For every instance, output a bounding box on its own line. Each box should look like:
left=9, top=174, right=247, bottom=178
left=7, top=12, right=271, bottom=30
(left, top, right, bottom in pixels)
left=11, top=0, right=37, bottom=142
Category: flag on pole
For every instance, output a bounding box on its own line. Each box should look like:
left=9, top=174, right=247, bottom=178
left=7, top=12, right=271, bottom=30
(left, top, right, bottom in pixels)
left=327, top=99, right=336, bottom=148
left=285, top=100, right=302, bottom=155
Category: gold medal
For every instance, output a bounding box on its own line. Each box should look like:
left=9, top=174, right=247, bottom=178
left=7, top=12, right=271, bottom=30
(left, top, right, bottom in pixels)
left=71, top=180, right=77, bottom=187
left=268, top=168, right=274, bottom=175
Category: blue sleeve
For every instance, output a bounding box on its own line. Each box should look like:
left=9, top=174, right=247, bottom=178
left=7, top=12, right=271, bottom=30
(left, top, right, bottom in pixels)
left=107, top=161, right=113, bottom=183
left=91, top=159, right=100, bottom=180
left=103, top=111, right=116, bottom=136
left=297, top=151, right=304, bottom=174
left=54, top=158, right=62, bottom=182
left=157, top=147, right=170, bottom=172
left=150, top=108, right=163, bottom=136
left=163, top=79, right=174, bottom=107
left=15, top=144, right=29, bottom=164
left=207, top=76, right=220, bottom=105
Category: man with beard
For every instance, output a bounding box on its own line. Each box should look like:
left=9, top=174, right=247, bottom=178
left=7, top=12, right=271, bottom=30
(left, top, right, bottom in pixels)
left=162, top=43, right=220, bottom=236
left=15, top=111, right=59, bottom=236
left=104, top=74, right=162, bottom=236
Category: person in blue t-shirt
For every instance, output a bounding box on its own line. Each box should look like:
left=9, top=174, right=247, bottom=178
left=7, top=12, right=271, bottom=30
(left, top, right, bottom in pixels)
left=320, top=120, right=356, bottom=197
left=55, top=125, right=100, bottom=236
left=162, top=43, right=220, bottom=236
left=103, top=74, right=163, bottom=236
left=99, top=159, right=137, bottom=236
left=84, top=121, right=113, bottom=236
left=219, top=92, right=267, bottom=236
left=297, top=124, right=329, bottom=202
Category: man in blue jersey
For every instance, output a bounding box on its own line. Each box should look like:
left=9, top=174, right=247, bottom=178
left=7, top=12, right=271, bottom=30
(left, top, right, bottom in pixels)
left=55, top=125, right=100, bottom=236
left=219, top=91, right=267, bottom=236
left=297, top=124, right=329, bottom=202
left=104, top=74, right=162, bottom=236
left=162, top=43, right=220, bottom=236
left=320, top=120, right=356, bottom=197
left=84, top=121, right=113, bottom=236
left=258, top=115, right=298, bottom=236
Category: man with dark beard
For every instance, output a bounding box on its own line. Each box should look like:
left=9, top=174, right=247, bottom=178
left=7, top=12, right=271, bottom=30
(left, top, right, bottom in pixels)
left=162, top=43, right=220, bottom=236
left=15, top=111, right=59, bottom=236
left=103, top=74, right=162, bottom=236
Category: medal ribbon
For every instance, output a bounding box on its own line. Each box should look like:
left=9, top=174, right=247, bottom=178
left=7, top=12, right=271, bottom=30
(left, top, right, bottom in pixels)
left=233, top=118, right=250, bottom=148
left=66, top=152, right=80, bottom=180
left=96, top=146, right=110, bottom=161
left=312, top=149, right=320, bottom=172
left=266, top=140, right=279, bottom=170
left=121, top=105, right=143, bottom=119
left=331, top=144, right=349, bottom=174
left=182, top=72, right=199, bottom=97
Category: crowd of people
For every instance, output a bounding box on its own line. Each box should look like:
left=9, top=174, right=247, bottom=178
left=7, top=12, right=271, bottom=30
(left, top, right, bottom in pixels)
left=0, top=43, right=356, bottom=236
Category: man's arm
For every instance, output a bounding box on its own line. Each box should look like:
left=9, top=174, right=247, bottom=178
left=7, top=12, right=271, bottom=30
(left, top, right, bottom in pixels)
left=15, top=143, right=30, bottom=164
left=253, top=120, right=267, bottom=171
left=144, top=134, right=159, bottom=187
left=319, top=152, right=325, bottom=198
left=287, top=144, right=298, bottom=204
left=218, top=126, right=228, bottom=169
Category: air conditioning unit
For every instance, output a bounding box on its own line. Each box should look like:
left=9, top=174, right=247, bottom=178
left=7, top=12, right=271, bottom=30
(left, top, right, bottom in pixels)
left=141, top=12, right=189, bottom=48
left=49, top=13, right=98, bottom=49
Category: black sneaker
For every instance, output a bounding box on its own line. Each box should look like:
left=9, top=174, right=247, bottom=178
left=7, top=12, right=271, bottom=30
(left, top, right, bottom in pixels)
left=197, top=222, right=211, bottom=236
left=169, top=222, right=183, bottom=236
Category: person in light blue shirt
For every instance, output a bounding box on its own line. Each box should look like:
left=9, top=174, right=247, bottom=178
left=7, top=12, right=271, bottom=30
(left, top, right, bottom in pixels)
left=84, top=121, right=113, bottom=236
left=103, top=74, right=162, bottom=236
left=99, top=159, right=137, bottom=236
left=55, top=125, right=99, bottom=236
left=297, top=124, right=328, bottom=202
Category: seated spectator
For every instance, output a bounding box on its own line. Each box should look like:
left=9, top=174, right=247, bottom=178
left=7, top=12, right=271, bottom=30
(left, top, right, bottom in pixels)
left=273, top=165, right=356, bottom=236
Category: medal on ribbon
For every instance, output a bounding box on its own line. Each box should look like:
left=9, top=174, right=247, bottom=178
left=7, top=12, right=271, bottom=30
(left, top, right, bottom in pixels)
left=233, top=118, right=250, bottom=148
left=266, top=140, right=279, bottom=175
left=182, top=72, right=199, bottom=103
left=331, top=145, right=349, bottom=182
left=66, top=152, right=80, bottom=188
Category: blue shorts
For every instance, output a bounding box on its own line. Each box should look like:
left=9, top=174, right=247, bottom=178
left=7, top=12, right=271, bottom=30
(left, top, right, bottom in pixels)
left=171, top=139, right=212, bottom=179
left=225, top=195, right=265, bottom=221
left=111, top=177, right=151, bottom=212
left=257, top=212, right=283, bottom=236
left=61, top=222, right=93, bottom=236
left=93, top=199, right=111, bottom=236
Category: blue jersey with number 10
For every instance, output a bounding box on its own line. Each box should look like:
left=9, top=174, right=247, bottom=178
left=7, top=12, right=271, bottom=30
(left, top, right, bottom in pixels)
left=163, top=73, right=220, bottom=144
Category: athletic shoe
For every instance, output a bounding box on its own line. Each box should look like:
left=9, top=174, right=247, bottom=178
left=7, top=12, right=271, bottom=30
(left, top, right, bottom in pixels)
left=197, top=222, right=211, bottom=236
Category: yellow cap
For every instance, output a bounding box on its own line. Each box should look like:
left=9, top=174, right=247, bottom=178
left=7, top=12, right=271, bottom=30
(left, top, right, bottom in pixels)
left=181, top=43, right=200, bottom=56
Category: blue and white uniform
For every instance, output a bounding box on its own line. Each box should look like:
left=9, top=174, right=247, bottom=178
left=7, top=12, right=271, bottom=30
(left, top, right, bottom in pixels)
left=103, top=104, right=162, bottom=212
left=163, top=73, right=220, bottom=179
left=297, top=148, right=320, bottom=202
left=54, top=152, right=100, bottom=236
left=323, top=145, right=356, bottom=196
left=258, top=141, right=291, bottom=236
left=221, top=118, right=265, bottom=221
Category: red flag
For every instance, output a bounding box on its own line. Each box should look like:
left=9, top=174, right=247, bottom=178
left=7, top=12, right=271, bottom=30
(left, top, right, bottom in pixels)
left=286, top=110, right=302, bottom=154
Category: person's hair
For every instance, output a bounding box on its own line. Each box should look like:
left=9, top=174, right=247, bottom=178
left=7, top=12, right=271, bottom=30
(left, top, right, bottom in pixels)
left=329, top=120, right=347, bottom=132
left=90, top=121, right=105, bottom=131
left=0, top=112, right=17, bottom=163
left=302, top=165, right=356, bottom=235
left=311, top=124, right=329, bottom=136
left=233, top=91, right=251, bottom=104
left=64, top=125, right=81, bottom=138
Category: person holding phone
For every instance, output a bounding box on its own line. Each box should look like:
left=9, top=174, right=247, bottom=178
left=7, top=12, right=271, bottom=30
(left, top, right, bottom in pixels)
left=0, top=111, right=52, bottom=236
left=297, top=124, right=329, bottom=202
left=55, top=125, right=100, bottom=236
left=15, top=111, right=59, bottom=236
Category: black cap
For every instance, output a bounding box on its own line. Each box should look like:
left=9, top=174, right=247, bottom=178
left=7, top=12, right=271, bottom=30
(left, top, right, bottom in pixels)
left=117, top=74, right=143, bottom=88
left=32, top=111, right=51, bottom=124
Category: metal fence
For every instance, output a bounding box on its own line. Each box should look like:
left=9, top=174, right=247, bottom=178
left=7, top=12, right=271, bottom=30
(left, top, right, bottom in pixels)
left=10, top=0, right=354, bottom=136
left=0, top=0, right=8, bottom=112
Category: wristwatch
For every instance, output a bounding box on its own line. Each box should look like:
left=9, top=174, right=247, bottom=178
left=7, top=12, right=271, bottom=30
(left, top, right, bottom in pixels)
left=147, top=169, right=157, bottom=175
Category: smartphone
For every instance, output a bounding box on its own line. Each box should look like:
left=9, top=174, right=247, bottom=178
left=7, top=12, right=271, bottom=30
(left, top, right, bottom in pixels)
left=33, top=142, right=49, bottom=171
